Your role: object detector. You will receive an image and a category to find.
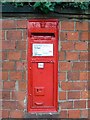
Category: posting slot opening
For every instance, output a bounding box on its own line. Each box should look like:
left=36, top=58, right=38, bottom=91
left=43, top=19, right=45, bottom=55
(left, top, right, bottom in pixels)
left=31, top=33, right=55, bottom=38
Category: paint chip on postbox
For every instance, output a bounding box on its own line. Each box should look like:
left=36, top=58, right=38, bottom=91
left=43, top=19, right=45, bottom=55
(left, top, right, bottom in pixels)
left=38, top=63, right=44, bottom=68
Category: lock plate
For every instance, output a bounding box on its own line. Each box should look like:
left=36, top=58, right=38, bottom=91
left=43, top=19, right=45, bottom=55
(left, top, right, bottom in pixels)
left=38, top=63, right=44, bottom=68
left=34, top=87, right=45, bottom=96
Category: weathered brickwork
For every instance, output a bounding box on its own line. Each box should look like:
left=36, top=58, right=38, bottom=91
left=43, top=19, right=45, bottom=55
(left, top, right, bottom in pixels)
left=1, top=18, right=89, bottom=118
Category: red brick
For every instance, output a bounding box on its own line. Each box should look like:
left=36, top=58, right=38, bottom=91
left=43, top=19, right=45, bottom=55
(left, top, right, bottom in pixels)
left=24, top=72, right=26, bottom=81
left=76, top=22, right=88, bottom=31
left=7, top=30, right=22, bottom=40
left=68, top=110, right=80, bottom=118
left=0, top=71, right=1, bottom=80
left=85, top=62, right=89, bottom=71
left=16, top=20, right=27, bottom=28
left=80, top=32, right=89, bottom=40
left=0, top=52, right=1, bottom=61
left=21, top=51, right=26, bottom=60
left=68, top=72, right=79, bottom=81
left=0, top=103, right=2, bottom=111
left=80, top=72, right=88, bottom=80
left=59, top=62, right=72, bottom=71
left=61, top=82, right=87, bottom=90
left=2, top=101, right=17, bottom=110
left=0, top=42, right=1, bottom=51
left=89, top=43, right=90, bottom=51
left=66, top=52, right=78, bottom=60
left=74, top=100, right=86, bottom=108
left=61, top=22, right=74, bottom=30
left=0, top=62, right=1, bottom=71
left=17, top=41, right=26, bottom=50
left=89, top=72, right=90, bottom=81
left=61, top=42, right=74, bottom=50
left=59, top=51, right=65, bottom=60
left=73, top=62, right=86, bottom=71
left=88, top=100, right=90, bottom=108
left=89, top=83, right=90, bottom=90
left=67, top=32, right=79, bottom=40
left=88, top=91, right=90, bottom=99
left=2, top=20, right=16, bottom=29
left=68, top=92, right=80, bottom=99
left=23, top=30, right=27, bottom=40
left=80, top=52, right=88, bottom=60
left=17, top=101, right=25, bottom=110
left=59, top=110, right=68, bottom=118
left=2, top=61, right=15, bottom=70
left=2, top=41, right=16, bottom=50
left=2, top=30, right=5, bottom=40
left=75, top=42, right=87, bottom=50
left=0, top=30, right=2, bottom=40
left=3, top=81, right=15, bottom=90
left=81, top=91, right=88, bottom=99
left=0, top=81, right=2, bottom=90
left=16, top=62, right=27, bottom=71
left=0, top=91, right=2, bottom=99
left=2, top=110, right=9, bottom=118
left=60, top=32, right=67, bottom=41
left=0, top=109, right=1, bottom=117
left=19, top=81, right=26, bottom=91
left=0, top=40, right=1, bottom=50
left=2, top=71, right=8, bottom=80
left=86, top=62, right=89, bottom=71
left=81, top=109, right=88, bottom=118
left=2, top=51, right=7, bottom=60
left=2, top=91, right=10, bottom=100
left=10, top=110, right=23, bottom=118
left=60, top=101, right=73, bottom=109
left=10, top=72, right=22, bottom=81
left=59, top=92, right=66, bottom=100
left=59, top=72, right=66, bottom=81
left=89, top=110, right=90, bottom=118
left=12, top=91, right=26, bottom=100
left=8, top=51, right=21, bottom=60
left=0, top=101, right=1, bottom=108
left=0, top=32, right=2, bottom=41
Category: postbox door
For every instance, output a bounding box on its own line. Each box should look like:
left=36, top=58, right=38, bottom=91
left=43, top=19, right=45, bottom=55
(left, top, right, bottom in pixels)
left=31, top=62, right=54, bottom=108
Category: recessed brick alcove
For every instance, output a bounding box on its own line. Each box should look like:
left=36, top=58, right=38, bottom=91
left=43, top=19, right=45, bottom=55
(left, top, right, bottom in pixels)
left=1, top=14, right=89, bottom=118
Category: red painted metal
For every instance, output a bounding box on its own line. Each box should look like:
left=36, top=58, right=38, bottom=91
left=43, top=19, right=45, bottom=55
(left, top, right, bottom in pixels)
left=28, top=19, right=58, bottom=113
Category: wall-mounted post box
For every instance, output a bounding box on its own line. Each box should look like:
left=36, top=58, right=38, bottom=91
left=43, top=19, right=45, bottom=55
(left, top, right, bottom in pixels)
left=28, top=19, right=58, bottom=112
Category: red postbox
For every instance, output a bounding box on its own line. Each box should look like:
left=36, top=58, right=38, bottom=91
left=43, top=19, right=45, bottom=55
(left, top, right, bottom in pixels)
left=28, top=19, right=58, bottom=112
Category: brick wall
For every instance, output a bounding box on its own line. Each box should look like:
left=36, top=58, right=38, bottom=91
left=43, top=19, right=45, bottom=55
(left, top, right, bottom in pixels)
left=1, top=18, right=89, bottom=118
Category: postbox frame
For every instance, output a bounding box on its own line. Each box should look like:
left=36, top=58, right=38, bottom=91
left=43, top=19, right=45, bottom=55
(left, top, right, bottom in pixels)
left=28, top=19, right=58, bottom=113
